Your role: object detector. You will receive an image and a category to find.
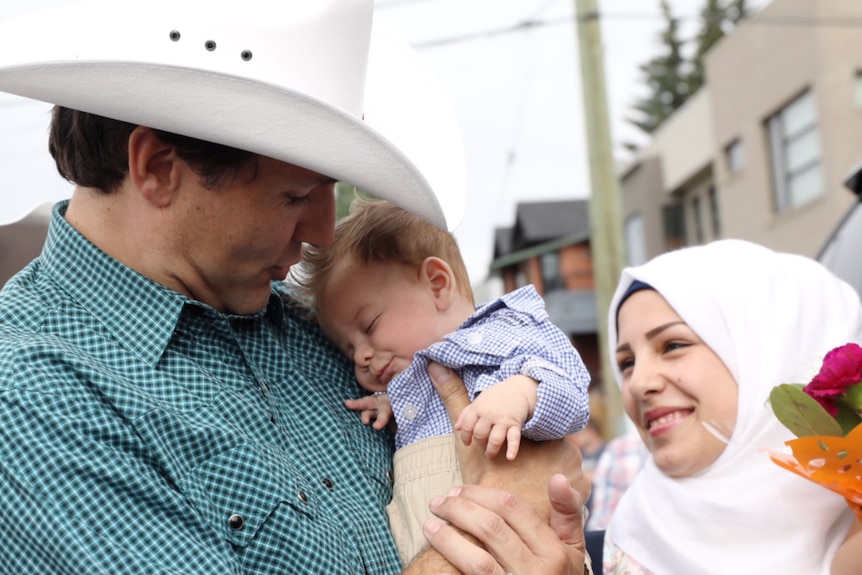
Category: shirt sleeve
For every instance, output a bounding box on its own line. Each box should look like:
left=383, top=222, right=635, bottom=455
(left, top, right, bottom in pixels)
left=441, top=306, right=591, bottom=441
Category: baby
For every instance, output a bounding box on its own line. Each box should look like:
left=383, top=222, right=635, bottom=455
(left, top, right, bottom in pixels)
left=294, top=197, right=591, bottom=565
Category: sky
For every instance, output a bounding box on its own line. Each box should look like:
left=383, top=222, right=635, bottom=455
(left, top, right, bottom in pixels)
left=0, top=0, right=769, bottom=283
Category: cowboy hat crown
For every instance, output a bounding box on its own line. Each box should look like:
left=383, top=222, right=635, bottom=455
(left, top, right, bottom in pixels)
left=0, top=0, right=465, bottom=230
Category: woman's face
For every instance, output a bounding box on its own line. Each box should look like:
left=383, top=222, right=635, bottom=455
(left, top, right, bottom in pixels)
left=615, top=289, right=738, bottom=478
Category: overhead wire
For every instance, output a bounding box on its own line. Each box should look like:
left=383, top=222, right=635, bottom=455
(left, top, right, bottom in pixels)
left=410, top=12, right=862, bottom=49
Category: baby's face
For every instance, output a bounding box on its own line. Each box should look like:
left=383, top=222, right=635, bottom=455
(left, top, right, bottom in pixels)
left=317, top=260, right=453, bottom=392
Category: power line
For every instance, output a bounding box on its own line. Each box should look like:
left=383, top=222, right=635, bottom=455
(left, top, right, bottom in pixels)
left=411, top=12, right=862, bottom=49
left=376, top=0, right=447, bottom=8
left=412, top=15, right=571, bottom=48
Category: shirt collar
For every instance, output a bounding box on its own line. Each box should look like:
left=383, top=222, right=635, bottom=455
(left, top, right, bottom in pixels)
left=464, top=284, right=546, bottom=328
left=41, top=200, right=193, bottom=365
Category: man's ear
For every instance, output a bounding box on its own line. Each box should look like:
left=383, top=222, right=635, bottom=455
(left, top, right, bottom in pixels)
left=127, top=126, right=180, bottom=208
left=420, top=256, right=456, bottom=311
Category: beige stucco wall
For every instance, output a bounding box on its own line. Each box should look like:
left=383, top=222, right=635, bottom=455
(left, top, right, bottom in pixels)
left=649, top=89, right=715, bottom=193
left=619, top=156, right=667, bottom=261
left=705, top=0, right=862, bottom=256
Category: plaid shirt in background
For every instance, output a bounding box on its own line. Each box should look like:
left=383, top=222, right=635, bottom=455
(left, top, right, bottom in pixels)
left=388, top=285, right=592, bottom=450
left=586, top=432, right=648, bottom=531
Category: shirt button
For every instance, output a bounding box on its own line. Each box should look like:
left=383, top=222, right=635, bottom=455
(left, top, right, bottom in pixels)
left=402, top=404, right=418, bottom=421
left=297, top=490, right=308, bottom=504
left=467, top=331, right=483, bottom=346
left=322, top=478, right=334, bottom=490
left=228, top=514, right=244, bottom=530
left=386, top=469, right=394, bottom=484
left=260, top=381, right=271, bottom=393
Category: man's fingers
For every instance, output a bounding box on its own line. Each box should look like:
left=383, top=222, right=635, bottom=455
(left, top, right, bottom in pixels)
left=428, top=361, right=469, bottom=427
left=423, top=516, right=505, bottom=575
left=548, top=474, right=585, bottom=545
left=429, top=484, right=578, bottom=575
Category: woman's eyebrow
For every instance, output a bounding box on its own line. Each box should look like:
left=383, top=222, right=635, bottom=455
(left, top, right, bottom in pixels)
left=616, top=321, right=687, bottom=354
left=645, top=321, right=685, bottom=340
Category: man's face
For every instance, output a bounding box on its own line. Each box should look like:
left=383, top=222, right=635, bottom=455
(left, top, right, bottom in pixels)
left=171, top=156, right=336, bottom=314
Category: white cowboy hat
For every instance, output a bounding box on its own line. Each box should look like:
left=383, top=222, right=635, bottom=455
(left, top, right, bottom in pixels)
left=0, top=0, right=465, bottom=231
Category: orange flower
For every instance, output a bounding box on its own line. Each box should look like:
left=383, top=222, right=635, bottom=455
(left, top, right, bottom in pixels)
left=768, top=423, right=862, bottom=521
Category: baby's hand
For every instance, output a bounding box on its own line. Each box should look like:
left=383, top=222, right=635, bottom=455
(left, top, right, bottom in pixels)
left=454, top=376, right=538, bottom=460
left=345, top=393, right=393, bottom=430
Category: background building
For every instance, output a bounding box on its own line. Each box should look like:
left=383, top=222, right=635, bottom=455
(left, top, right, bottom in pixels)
left=622, top=0, right=862, bottom=262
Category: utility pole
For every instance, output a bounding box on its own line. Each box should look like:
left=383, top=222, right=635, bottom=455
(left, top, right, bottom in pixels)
left=574, top=0, right=627, bottom=438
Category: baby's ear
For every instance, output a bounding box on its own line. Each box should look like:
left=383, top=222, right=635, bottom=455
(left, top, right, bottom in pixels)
left=420, top=257, right=456, bottom=311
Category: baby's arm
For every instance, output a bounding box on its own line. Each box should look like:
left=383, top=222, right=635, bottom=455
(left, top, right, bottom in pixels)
left=345, top=393, right=393, bottom=431
left=455, top=375, right=538, bottom=460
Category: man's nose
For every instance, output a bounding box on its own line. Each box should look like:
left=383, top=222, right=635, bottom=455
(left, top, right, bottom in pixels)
left=295, top=184, right=336, bottom=248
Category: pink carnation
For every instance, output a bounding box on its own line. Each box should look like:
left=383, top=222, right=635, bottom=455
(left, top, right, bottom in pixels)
left=803, top=343, right=862, bottom=416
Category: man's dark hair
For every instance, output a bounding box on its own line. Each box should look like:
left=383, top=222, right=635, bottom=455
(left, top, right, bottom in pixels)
left=48, top=106, right=258, bottom=192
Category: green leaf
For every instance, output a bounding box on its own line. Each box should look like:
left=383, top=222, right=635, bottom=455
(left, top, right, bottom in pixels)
left=833, top=402, right=862, bottom=437
left=768, top=383, right=843, bottom=437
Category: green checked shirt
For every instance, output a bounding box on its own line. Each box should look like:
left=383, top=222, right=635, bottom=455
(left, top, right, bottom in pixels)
left=0, top=201, right=402, bottom=574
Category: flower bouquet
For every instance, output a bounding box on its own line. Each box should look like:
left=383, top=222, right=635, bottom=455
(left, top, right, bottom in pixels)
left=768, top=343, right=862, bottom=520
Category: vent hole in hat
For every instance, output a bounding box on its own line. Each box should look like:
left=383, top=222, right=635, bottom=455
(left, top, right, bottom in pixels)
left=169, top=30, right=181, bottom=42
left=241, top=50, right=253, bottom=62
left=205, top=40, right=217, bottom=52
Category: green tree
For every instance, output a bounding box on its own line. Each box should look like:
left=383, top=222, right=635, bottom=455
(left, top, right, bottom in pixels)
left=627, top=0, right=689, bottom=135
left=688, top=0, right=749, bottom=95
left=628, top=0, right=750, bottom=137
left=335, top=183, right=374, bottom=220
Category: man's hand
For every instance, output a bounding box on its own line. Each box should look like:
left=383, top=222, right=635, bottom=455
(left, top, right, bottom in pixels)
left=422, top=475, right=587, bottom=575
left=429, top=362, right=590, bottom=512
left=411, top=362, right=589, bottom=575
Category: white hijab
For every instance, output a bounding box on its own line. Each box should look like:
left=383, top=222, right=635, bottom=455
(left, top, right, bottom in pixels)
left=607, top=240, right=859, bottom=575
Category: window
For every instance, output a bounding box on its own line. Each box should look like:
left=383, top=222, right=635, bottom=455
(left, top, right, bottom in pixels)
left=540, top=252, right=563, bottom=292
left=662, top=203, right=686, bottom=250
left=708, top=186, right=721, bottom=238
left=624, top=214, right=647, bottom=266
left=854, top=70, right=862, bottom=109
left=515, top=266, right=528, bottom=289
left=766, top=90, right=822, bottom=212
left=692, top=196, right=704, bottom=244
left=725, top=139, right=744, bottom=173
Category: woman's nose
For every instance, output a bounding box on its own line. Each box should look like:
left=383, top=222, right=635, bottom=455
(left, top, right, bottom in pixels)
left=627, top=358, right=665, bottom=398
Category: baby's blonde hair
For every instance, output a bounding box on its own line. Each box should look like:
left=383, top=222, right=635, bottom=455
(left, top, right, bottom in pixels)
left=294, top=197, right=473, bottom=312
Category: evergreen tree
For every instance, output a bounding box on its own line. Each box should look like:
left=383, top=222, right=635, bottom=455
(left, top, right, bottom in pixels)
left=689, top=0, right=749, bottom=95
left=627, top=0, right=688, bottom=135
left=628, top=0, right=750, bottom=137
left=688, top=0, right=724, bottom=94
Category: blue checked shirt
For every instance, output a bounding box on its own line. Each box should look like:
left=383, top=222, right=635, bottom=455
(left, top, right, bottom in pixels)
left=0, top=201, right=401, bottom=574
left=388, top=285, right=591, bottom=450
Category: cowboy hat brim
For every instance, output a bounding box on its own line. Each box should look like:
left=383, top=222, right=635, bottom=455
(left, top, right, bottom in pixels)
left=0, top=0, right=465, bottom=231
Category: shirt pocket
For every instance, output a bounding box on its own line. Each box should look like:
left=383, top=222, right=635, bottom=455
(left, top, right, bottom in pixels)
left=339, top=420, right=395, bottom=507
left=179, top=442, right=315, bottom=547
